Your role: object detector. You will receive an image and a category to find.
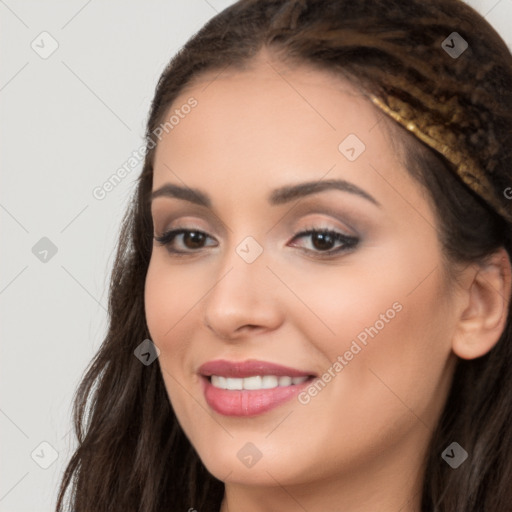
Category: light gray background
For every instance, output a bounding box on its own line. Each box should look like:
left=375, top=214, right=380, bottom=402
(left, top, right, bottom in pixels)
left=1, top=1, right=511, bottom=510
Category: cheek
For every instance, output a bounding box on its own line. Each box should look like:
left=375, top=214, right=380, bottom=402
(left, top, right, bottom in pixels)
left=144, top=258, right=205, bottom=432
left=365, top=271, right=455, bottom=420
left=144, top=257, right=201, bottom=402
left=314, top=266, right=454, bottom=426
left=144, top=256, right=204, bottom=341
left=279, top=269, right=455, bottom=478
left=293, top=249, right=454, bottom=421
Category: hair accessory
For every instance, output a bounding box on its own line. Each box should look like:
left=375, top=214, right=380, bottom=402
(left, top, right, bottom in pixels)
left=368, top=92, right=512, bottom=222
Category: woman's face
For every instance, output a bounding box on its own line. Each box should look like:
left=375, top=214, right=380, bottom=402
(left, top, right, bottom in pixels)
left=145, top=57, right=459, bottom=493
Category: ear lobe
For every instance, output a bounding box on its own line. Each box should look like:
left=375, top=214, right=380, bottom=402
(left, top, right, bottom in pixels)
left=452, top=247, right=512, bottom=360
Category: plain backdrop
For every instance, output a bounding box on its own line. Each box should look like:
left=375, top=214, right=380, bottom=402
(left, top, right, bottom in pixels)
left=1, top=1, right=511, bottom=510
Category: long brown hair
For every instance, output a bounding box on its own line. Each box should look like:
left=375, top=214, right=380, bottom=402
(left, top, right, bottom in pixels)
left=56, top=1, right=512, bottom=510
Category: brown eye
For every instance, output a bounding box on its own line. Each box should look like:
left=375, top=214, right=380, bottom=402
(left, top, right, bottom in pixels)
left=154, top=227, right=359, bottom=258
left=181, top=231, right=207, bottom=249
left=310, top=231, right=336, bottom=251
left=289, top=229, right=359, bottom=256
left=154, top=228, right=217, bottom=253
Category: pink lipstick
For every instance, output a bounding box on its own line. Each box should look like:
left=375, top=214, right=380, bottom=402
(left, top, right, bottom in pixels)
left=198, top=359, right=315, bottom=416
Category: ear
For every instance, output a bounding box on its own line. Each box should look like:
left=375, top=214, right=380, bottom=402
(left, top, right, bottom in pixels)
left=452, top=247, right=512, bottom=360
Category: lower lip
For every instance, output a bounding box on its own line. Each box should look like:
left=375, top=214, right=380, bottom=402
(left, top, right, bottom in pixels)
left=201, top=376, right=312, bottom=417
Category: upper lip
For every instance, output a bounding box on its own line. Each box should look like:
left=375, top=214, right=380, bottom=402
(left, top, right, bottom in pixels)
left=198, top=359, right=316, bottom=378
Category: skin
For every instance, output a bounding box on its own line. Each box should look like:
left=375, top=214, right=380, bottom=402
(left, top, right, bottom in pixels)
left=144, top=51, right=511, bottom=512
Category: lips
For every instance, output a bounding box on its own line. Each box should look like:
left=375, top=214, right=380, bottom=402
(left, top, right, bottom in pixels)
left=198, top=359, right=315, bottom=378
left=198, top=359, right=316, bottom=417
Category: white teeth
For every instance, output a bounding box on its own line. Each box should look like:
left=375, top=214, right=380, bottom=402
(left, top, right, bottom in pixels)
left=243, top=376, right=262, bottom=390
left=210, top=375, right=309, bottom=390
left=279, top=376, right=292, bottom=386
left=261, top=375, right=278, bottom=389
left=226, top=377, right=243, bottom=390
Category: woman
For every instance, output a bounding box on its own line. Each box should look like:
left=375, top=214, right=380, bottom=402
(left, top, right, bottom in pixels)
left=55, top=0, right=512, bottom=510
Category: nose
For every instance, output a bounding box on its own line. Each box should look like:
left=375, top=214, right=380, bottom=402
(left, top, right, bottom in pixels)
left=203, top=245, right=283, bottom=341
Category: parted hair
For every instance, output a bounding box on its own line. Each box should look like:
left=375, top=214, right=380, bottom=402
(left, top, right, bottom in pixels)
left=56, top=1, right=512, bottom=510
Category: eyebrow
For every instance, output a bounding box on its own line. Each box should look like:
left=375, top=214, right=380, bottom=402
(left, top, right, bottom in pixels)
left=150, top=179, right=380, bottom=208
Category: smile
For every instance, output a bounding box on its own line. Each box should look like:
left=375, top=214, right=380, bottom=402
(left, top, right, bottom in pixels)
left=210, top=375, right=309, bottom=390
left=198, top=359, right=316, bottom=416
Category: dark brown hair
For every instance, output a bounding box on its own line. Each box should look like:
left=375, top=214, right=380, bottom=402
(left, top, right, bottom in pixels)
left=56, top=1, right=512, bottom=510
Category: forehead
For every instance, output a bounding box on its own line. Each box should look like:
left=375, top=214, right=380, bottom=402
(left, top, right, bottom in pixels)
left=151, top=58, right=406, bottom=198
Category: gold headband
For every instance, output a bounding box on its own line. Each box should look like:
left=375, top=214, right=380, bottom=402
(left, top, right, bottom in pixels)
left=368, top=93, right=512, bottom=223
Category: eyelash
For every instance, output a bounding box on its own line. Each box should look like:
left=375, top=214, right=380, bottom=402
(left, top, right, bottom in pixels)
left=153, top=226, right=359, bottom=258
